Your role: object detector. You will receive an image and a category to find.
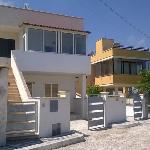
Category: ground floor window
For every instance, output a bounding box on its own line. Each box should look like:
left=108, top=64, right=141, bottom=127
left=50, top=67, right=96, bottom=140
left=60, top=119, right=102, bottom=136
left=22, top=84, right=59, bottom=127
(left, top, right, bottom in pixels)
left=45, top=84, right=58, bottom=97
left=52, top=123, right=61, bottom=136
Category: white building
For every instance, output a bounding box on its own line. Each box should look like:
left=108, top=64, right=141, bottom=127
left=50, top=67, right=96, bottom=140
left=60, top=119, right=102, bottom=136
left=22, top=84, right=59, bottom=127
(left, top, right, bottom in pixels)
left=0, top=5, right=91, bottom=142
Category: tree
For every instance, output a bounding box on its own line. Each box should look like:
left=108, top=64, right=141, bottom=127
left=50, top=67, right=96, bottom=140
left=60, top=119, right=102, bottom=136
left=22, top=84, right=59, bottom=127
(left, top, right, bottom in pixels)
left=137, top=70, right=150, bottom=94
left=86, top=84, right=102, bottom=96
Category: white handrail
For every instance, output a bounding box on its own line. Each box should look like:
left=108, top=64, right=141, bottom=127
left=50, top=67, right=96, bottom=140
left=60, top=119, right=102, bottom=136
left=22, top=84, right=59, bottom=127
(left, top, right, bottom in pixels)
left=11, top=53, right=31, bottom=101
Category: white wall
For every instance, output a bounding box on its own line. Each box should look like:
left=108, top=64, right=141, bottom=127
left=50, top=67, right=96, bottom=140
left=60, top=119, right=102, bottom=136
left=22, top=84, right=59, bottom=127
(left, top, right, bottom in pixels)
left=0, top=5, right=83, bottom=31
left=105, top=96, right=126, bottom=126
left=13, top=51, right=91, bottom=75
left=24, top=74, right=76, bottom=102
left=39, top=97, right=70, bottom=137
left=0, top=29, right=20, bottom=49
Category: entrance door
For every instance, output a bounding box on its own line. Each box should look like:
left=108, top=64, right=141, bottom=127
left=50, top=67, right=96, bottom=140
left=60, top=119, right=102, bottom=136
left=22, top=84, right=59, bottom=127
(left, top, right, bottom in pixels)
left=0, top=38, right=15, bottom=58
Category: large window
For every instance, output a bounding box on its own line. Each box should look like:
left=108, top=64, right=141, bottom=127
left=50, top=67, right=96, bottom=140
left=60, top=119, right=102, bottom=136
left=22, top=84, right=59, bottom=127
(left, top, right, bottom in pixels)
left=74, top=34, right=86, bottom=55
left=62, top=33, right=73, bottom=54
left=28, top=28, right=43, bottom=51
left=27, top=28, right=86, bottom=55
left=44, top=30, right=56, bottom=52
left=114, top=59, right=144, bottom=75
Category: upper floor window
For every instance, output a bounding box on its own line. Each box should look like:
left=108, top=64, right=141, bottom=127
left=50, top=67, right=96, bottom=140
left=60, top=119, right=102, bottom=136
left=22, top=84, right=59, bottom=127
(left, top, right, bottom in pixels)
left=62, top=33, right=73, bottom=54
left=74, top=34, right=86, bottom=55
left=44, top=30, right=56, bottom=52
left=28, top=28, right=56, bottom=52
left=27, top=28, right=86, bottom=55
left=28, top=28, right=43, bottom=51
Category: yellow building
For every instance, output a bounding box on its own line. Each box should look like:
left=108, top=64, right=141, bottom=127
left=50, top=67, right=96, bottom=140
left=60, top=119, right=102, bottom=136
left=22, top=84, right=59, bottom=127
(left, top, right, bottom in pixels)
left=90, top=38, right=150, bottom=96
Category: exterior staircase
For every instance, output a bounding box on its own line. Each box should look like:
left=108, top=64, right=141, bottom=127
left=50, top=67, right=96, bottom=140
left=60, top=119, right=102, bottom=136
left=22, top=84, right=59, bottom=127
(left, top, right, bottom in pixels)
left=8, top=68, right=21, bottom=102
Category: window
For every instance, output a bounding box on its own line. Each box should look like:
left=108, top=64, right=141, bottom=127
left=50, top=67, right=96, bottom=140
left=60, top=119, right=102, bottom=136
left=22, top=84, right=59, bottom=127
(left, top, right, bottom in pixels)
left=52, top=123, right=61, bottom=136
left=0, top=38, right=15, bottom=58
left=28, top=28, right=43, bottom=51
left=62, top=33, right=73, bottom=54
left=45, top=84, right=58, bottom=97
left=27, top=82, right=33, bottom=96
left=50, top=100, right=58, bottom=112
left=44, top=30, right=56, bottom=52
left=74, top=34, right=86, bottom=55
left=130, top=63, right=137, bottom=75
left=123, top=62, right=130, bottom=74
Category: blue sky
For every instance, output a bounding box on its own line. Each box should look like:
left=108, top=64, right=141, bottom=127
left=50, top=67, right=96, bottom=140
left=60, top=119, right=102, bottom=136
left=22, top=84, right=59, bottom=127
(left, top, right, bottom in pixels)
left=1, top=0, right=150, bottom=53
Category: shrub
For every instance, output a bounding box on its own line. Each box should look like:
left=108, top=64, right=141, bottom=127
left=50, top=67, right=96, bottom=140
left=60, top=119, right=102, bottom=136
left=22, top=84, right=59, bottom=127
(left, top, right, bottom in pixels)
left=137, top=70, right=150, bottom=94
left=86, top=84, right=102, bottom=96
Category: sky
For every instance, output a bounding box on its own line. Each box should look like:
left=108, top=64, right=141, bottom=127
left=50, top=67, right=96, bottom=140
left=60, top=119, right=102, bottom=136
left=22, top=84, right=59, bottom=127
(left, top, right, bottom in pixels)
left=1, top=0, right=150, bottom=53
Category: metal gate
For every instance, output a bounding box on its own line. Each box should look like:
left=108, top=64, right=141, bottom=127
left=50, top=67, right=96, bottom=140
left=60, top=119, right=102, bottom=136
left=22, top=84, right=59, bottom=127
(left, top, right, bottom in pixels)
left=88, top=96, right=105, bottom=130
left=133, top=93, right=143, bottom=120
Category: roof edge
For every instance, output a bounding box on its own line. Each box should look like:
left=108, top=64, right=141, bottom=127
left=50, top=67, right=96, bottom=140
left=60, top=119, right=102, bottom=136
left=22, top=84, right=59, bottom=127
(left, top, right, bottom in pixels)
left=0, top=4, right=83, bottom=20
left=20, top=22, right=91, bottom=34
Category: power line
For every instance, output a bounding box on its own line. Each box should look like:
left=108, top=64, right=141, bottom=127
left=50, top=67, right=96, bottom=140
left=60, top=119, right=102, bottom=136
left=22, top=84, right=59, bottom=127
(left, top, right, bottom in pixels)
left=97, top=0, right=150, bottom=39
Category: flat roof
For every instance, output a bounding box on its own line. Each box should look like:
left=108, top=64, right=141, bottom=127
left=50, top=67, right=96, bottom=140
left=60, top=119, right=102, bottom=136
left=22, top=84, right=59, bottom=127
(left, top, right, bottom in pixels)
left=0, top=4, right=83, bottom=20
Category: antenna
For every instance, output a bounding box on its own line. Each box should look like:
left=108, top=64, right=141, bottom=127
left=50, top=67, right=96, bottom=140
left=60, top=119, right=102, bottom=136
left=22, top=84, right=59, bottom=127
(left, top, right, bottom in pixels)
left=24, top=3, right=29, bottom=9
left=23, top=0, right=30, bottom=9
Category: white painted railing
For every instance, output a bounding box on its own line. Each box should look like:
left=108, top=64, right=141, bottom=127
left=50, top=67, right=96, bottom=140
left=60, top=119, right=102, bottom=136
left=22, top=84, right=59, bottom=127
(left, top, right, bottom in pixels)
left=11, top=53, right=31, bottom=101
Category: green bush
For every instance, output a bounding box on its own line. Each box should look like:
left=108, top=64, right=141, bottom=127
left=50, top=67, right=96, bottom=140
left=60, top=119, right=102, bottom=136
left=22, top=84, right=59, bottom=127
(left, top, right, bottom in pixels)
left=86, top=84, right=102, bottom=96
left=137, top=70, right=150, bottom=94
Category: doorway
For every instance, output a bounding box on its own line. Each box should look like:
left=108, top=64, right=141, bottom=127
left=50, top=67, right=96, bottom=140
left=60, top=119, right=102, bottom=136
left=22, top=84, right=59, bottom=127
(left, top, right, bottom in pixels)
left=0, top=38, right=15, bottom=58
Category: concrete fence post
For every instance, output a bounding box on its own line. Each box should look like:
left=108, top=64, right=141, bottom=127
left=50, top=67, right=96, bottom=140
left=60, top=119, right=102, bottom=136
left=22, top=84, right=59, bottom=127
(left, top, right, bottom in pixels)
left=141, top=94, right=149, bottom=119
left=0, top=68, right=8, bottom=146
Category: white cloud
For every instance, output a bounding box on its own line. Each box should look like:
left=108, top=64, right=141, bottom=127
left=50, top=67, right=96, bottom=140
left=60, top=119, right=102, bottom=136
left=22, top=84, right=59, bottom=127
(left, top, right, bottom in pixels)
left=0, top=0, right=14, bottom=6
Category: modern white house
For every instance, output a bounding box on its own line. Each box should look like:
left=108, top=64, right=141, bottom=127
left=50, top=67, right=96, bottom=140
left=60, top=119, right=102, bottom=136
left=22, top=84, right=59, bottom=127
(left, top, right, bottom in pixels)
left=0, top=5, right=91, bottom=145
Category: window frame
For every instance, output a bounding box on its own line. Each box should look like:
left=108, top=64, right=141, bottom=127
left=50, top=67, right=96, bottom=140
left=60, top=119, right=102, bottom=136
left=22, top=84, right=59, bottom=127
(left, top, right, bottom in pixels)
left=45, top=83, right=58, bottom=98
left=26, top=27, right=87, bottom=55
left=61, top=32, right=74, bottom=54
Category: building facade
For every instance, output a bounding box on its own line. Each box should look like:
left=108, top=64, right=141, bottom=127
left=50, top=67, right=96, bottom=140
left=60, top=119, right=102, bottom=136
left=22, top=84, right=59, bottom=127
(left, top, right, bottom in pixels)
left=90, top=38, right=150, bottom=96
left=0, top=5, right=90, bottom=141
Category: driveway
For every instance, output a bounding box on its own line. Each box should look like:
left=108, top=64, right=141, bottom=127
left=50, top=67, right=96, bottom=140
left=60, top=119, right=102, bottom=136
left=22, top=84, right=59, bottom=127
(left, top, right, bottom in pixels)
left=58, top=120, right=150, bottom=150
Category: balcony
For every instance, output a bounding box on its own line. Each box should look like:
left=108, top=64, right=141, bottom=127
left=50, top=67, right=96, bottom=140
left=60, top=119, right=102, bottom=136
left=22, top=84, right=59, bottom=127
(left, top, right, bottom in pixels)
left=12, top=50, right=91, bottom=75
left=95, top=74, right=141, bottom=86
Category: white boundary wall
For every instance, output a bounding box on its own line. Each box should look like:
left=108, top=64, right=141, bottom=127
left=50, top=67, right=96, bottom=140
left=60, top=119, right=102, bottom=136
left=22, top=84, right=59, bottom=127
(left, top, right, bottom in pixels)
left=101, top=93, right=126, bottom=126
left=38, top=94, right=70, bottom=137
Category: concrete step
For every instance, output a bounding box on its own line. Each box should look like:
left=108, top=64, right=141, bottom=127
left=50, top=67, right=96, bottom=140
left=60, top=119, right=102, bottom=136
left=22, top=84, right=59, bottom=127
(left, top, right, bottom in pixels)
left=8, top=94, right=21, bottom=99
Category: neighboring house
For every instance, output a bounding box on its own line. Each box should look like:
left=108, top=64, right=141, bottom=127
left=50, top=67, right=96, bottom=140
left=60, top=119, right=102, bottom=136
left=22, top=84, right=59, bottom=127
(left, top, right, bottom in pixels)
left=0, top=5, right=90, bottom=140
left=90, top=38, right=150, bottom=96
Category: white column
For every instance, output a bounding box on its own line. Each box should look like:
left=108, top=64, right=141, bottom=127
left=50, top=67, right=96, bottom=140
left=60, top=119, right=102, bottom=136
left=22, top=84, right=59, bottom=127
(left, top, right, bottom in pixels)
left=115, top=87, right=118, bottom=95
left=81, top=75, right=87, bottom=119
left=81, top=75, right=86, bottom=100
left=0, top=68, right=8, bottom=146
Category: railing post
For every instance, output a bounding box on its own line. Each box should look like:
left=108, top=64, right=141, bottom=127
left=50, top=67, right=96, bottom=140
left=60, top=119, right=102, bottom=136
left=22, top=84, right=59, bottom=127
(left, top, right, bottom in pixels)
left=35, top=100, right=40, bottom=135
